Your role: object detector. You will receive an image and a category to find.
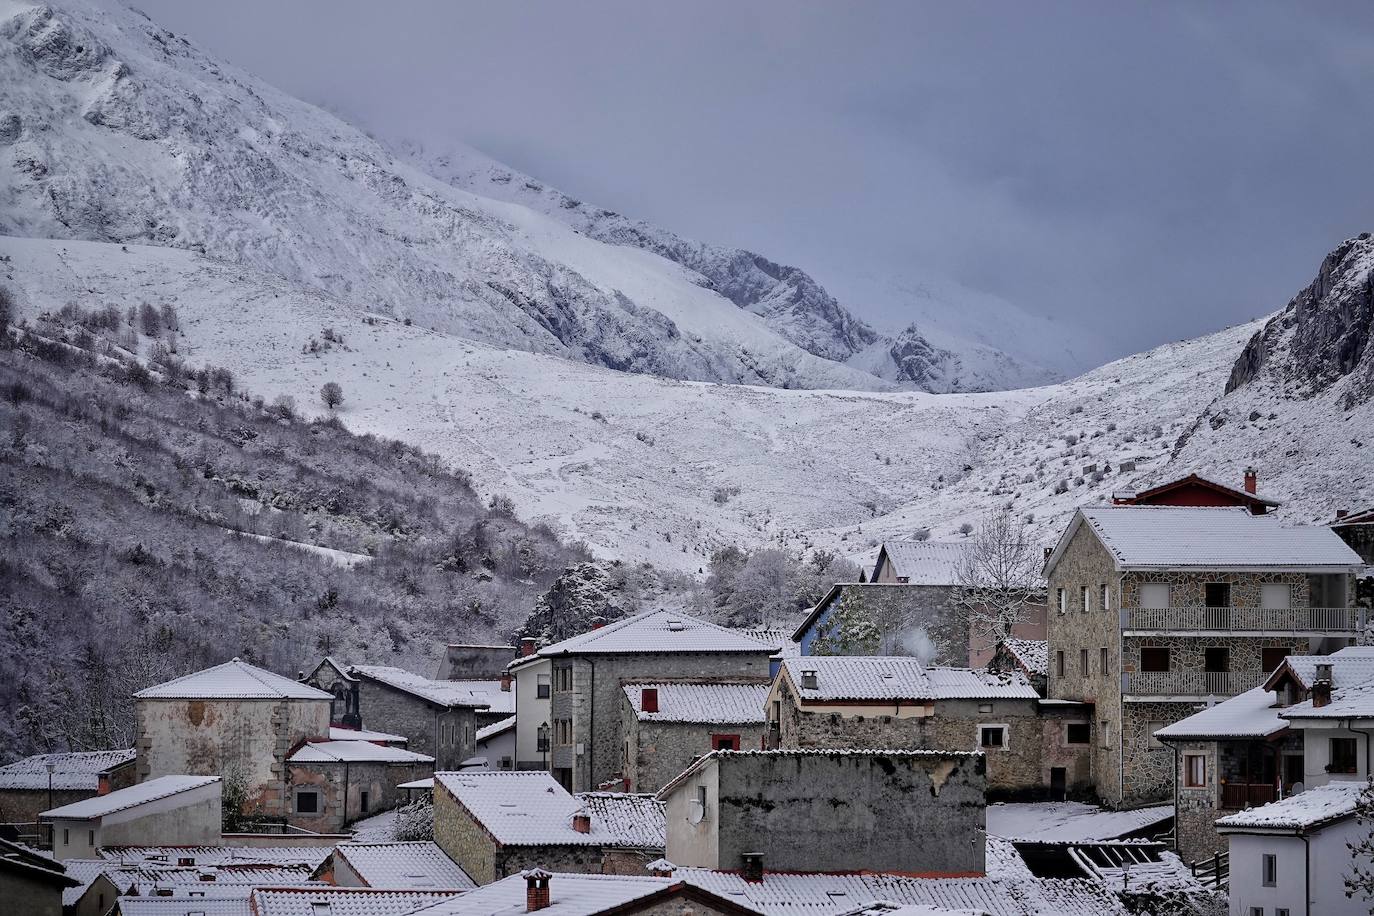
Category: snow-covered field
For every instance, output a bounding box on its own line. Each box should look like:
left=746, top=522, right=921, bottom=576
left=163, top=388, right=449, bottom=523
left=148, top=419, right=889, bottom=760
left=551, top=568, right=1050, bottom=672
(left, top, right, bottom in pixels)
left=10, top=234, right=1365, bottom=574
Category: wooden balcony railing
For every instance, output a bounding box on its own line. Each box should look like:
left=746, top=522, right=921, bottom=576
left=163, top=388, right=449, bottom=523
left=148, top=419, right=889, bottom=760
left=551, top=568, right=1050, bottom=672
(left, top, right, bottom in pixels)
left=1220, top=782, right=1276, bottom=810
left=1122, top=670, right=1268, bottom=697
left=1122, top=606, right=1362, bottom=633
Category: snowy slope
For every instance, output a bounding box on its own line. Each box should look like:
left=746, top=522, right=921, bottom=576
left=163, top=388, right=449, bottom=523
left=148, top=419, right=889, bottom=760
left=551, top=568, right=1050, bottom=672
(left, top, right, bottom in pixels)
left=9, top=235, right=1366, bottom=573
left=0, top=0, right=893, bottom=392
left=404, top=141, right=1093, bottom=392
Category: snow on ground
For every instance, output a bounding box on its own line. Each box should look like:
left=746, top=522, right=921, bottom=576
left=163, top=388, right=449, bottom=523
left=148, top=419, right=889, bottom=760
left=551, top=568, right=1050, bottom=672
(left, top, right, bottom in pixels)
left=986, top=802, right=1174, bottom=842
left=225, top=530, right=373, bottom=568
left=3, top=234, right=1368, bottom=572
left=348, top=809, right=401, bottom=842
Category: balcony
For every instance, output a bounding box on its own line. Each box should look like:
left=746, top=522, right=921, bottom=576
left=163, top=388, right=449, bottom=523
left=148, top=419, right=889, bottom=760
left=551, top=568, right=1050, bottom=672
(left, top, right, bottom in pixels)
left=1220, top=782, right=1277, bottom=810
left=1121, top=606, right=1362, bottom=635
left=1122, top=670, right=1268, bottom=699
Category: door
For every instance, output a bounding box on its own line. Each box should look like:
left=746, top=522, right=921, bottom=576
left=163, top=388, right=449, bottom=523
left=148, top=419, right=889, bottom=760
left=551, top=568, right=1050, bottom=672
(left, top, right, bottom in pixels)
left=1050, top=767, right=1067, bottom=802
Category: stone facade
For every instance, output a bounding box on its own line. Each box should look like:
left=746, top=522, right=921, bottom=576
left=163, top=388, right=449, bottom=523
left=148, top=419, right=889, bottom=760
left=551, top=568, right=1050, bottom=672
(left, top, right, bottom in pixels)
left=550, top=653, right=773, bottom=792
left=769, top=677, right=1051, bottom=798
left=795, top=584, right=969, bottom=664
left=135, top=696, right=329, bottom=818
left=286, top=758, right=433, bottom=833
left=662, top=750, right=986, bottom=875
left=620, top=706, right=765, bottom=794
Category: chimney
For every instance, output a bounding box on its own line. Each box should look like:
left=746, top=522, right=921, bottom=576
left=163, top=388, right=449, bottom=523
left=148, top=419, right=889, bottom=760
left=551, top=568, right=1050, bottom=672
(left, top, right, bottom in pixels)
left=740, top=852, right=765, bottom=883
left=1244, top=467, right=1257, bottom=494
left=97, top=772, right=111, bottom=796
left=646, top=858, right=675, bottom=877
left=1337, top=509, right=1350, bottom=520
left=641, top=687, right=659, bottom=713
left=1312, top=663, right=1333, bottom=709
left=591, top=617, right=606, bottom=630
left=524, top=868, right=552, bottom=911
left=520, top=637, right=537, bottom=657
left=1043, top=546, right=1052, bottom=562
left=800, top=670, right=818, bottom=690
left=572, top=810, right=591, bottom=834
left=500, top=673, right=512, bottom=692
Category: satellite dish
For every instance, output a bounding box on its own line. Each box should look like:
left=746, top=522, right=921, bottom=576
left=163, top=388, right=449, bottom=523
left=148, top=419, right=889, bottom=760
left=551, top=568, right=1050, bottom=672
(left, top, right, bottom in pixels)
left=687, top=800, right=705, bottom=825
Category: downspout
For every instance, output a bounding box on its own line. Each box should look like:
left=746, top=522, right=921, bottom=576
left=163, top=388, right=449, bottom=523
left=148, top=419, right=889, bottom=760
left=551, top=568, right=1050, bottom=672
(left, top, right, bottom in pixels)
left=343, top=760, right=350, bottom=829
left=587, top=656, right=596, bottom=792
left=1118, top=570, right=1127, bottom=806
left=1349, top=719, right=1374, bottom=780
left=1169, top=742, right=1180, bottom=854
left=1300, top=830, right=1312, bottom=916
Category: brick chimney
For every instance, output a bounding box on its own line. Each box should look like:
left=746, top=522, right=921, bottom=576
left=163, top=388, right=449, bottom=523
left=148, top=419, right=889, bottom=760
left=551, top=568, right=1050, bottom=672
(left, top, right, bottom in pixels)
left=800, top=670, right=818, bottom=690
left=1244, top=467, right=1258, bottom=494
left=500, top=673, right=512, bottom=692
left=1312, top=663, right=1333, bottom=709
left=520, top=637, right=537, bottom=657
left=740, top=852, right=765, bottom=883
left=97, top=772, right=111, bottom=796
left=524, top=868, right=552, bottom=911
left=641, top=687, right=659, bottom=713
left=572, top=810, right=591, bottom=834
left=591, top=617, right=606, bottom=630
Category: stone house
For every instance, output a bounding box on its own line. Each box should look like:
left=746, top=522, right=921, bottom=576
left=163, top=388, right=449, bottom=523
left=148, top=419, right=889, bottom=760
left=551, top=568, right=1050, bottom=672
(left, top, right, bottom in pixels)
left=318, top=840, right=475, bottom=889
left=285, top=740, right=435, bottom=833
left=989, top=638, right=1048, bottom=695
left=619, top=681, right=769, bottom=793
left=426, top=870, right=760, bottom=915
left=432, top=771, right=664, bottom=885
left=305, top=660, right=488, bottom=768
left=474, top=715, right=517, bottom=770
left=0, top=749, right=136, bottom=829
left=41, top=775, right=221, bottom=861
left=1111, top=469, right=1279, bottom=515
left=656, top=748, right=986, bottom=875
left=764, top=656, right=1080, bottom=799
left=133, top=659, right=332, bottom=819
left=0, top=839, right=79, bottom=916
left=509, top=639, right=552, bottom=772
left=539, top=610, right=778, bottom=792
left=1044, top=505, right=1363, bottom=807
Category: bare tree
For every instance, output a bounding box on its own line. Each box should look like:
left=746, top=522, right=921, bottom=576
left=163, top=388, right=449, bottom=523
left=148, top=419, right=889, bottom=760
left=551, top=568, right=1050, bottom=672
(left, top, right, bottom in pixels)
left=320, top=381, right=344, bottom=411
left=953, top=508, right=1043, bottom=651
left=1347, top=777, right=1374, bottom=908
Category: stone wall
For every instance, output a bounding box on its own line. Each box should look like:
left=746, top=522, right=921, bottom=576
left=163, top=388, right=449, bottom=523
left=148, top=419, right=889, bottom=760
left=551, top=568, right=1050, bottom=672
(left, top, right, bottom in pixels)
left=354, top=680, right=478, bottom=769
left=495, top=844, right=607, bottom=881
left=553, top=653, right=774, bottom=792
left=621, top=706, right=765, bottom=793
left=286, top=759, right=433, bottom=833
left=0, top=788, right=98, bottom=825
left=800, top=584, right=969, bottom=665
left=0, top=871, right=63, bottom=916
left=1038, top=705, right=1096, bottom=800
left=1121, top=570, right=1311, bottom=609
left=433, top=779, right=499, bottom=885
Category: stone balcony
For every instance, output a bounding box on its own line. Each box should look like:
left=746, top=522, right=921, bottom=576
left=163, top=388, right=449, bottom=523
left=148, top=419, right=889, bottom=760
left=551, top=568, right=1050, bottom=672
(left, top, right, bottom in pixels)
left=1121, top=605, right=1363, bottom=635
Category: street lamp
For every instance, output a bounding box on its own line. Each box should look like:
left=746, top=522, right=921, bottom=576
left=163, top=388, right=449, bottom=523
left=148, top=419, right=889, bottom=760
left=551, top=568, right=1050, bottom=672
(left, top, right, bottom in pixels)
left=45, top=760, right=55, bottom=812
left=537, top=722, right=550, bottom=770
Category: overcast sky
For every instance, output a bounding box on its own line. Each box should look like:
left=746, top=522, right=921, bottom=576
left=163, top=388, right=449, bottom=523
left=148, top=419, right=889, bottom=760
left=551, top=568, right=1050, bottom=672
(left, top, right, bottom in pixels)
left=136, top=1, right=1374, bottom=364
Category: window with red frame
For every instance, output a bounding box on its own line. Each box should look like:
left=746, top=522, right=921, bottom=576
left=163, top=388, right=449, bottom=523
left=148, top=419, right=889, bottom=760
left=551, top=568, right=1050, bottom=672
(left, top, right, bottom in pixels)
left=710, top=734, right=741, bottom=751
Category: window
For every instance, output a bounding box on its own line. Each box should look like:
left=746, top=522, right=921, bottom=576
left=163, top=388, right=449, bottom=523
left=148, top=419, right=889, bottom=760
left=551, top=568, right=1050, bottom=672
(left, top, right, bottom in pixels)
left=1139, top=582, right=1170, bottom=609
left=1100, top=584, right=1110, bottom=610
left=1261, top=583, right=1292, bottom=609
left=711, top=734, right=741, bottom=751
left=554, top=667, right=573, bottom=692
left=1100, top=647, right=1109, bottom=674
left=1184, top=754, right=1207, bottom=787
left=1080, top=585, right=1090, bottom=613
left=360, top=791, right=370, bottom=813
left=88, top=829, right=95, bottom=846
left=980, top=726, right=1008, bottom=750
left=536, top=674, right=551, bottom=699
left=554, top=718, right=573, bottom=747
left=1080, top=648, right=1090, bottom=676
left=1100, top=719, right=1112, bottom=748
left=296, top=790, right=320, bottom=814
left=1141, top=647, right=1171, bottom=672
left=63, top=829, right=69, bottom=846
left=696, top=785, right=708, bottom=812
left=1056, top=651, right=1065, bottom=678
left=1277, top=909, right=1291, bottom=916
left=1330, top=736, right=1359, bottom=774
left=978, top=703, right=993, bottom=714
left=1204, top=647, right=1230, bottom=673
left=1249, top=909, right=1263, bottom=916
left=1204, top=582, right=1231, bottom=608
left=1262, top=853, right=1277, bottom=887
left=1262, top=647, right=1292, bottom=673
left=1066, top=723, right=1091, bottom=745
left=1057, top=588, right=1066, bottom=614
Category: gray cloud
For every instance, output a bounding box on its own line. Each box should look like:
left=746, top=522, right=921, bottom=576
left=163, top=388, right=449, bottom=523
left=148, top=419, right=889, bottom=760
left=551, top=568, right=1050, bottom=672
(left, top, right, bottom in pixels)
left=134, top=0, right=1374, bottom=366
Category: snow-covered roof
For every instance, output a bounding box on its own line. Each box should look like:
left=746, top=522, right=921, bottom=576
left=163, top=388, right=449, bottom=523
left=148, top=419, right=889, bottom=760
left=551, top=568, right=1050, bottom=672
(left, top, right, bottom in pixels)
left=0, top=748, right=136, bottom=790
left=42, top=775, right=220, bottom=820
left=476, top=715, right=517, bottom=742
left=741, top=628, right=794, bottom=653
left=288, top=741, right=434, bottom=765
left=780, top=656, right=1039, bottom=703
left=249, top=887, right=462, bottom=916
left=330, top=726, right=409, bottom=744
left=135, top=659, right=333, bottom=700
left=405, top=872, right=756, bottom=916
left=398, top=777, right=434, bottom=790
left=1125, top=472, right=1280, bottom=509
left=1153, top=687, right=1287, bottom=740
left=838, top=903, right=972, bottom=916
left=1267, top=646, right=1374, bottom=691
left=347, top=666, right=491, bottom=709
left=656, top=749, right=981, bottom=801
left=675, top=868, right=1131, bottom=916
left=433, top=772, right=612, bottom=847
left=622, top=682, right=768, bottom=724
left=986, top=802, right=1174, bottom=842
left=876, top=541, right=970, bottom=585
left=1282, top=680, right=1374, bottom=719
left=115, top=896, right=253, bottom=916
left=999, top=639, right=1048, bottom=678
left=444, top=679, right=515, bottom=715
left=573, top=793, right=666, bottom=848
left=331, top=842, right=474, bottom=890
left=99, top=846, right=332, bottom=868
left=1216, top=781, right=1365, bottom=832
left=99, top=864, right=311, bottom=895
left=59, top=858, right=109, bottom=907
left=1047, top=506, right=1363, bottom=572
left=538, top=609, right=778, bottom=657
